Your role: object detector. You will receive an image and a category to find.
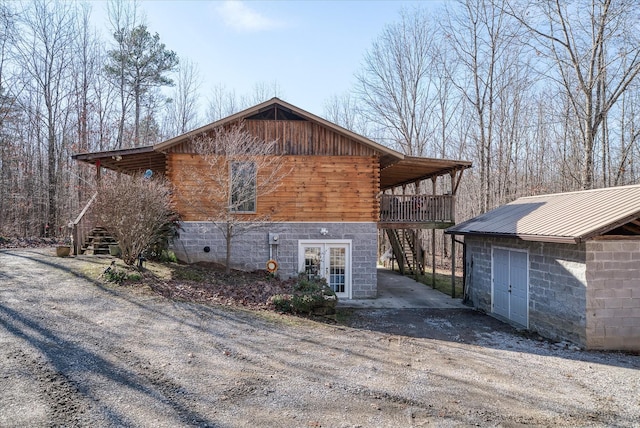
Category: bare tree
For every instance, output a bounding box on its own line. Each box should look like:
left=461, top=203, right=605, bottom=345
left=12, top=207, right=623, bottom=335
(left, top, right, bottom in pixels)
left=323, top=92, right=370, bottom=136
left=94, top=173, right=176, bottom=266
left=207, top=81, right=284, bottom=123
left=354, top=7, right=438, bottom=156
left=16, top=0, right=77, bottom=235
left=206, top=83, right=240, bottom=122
left=612, top=88, right=640, bottom=186
left=444, top=0, right=522, bottom=212
left=105, top=0, right=140, bottom=148
left=69, top=3, right=103, bottom=213
left=507, top=0, right=640, bottom=189
left=164, top=57, right=202, bottom=137
left=242, top=80, right=284, bottom=106
left=179, top=122, right=288, bottom=274
left=0, top=0, right=20, bottom=234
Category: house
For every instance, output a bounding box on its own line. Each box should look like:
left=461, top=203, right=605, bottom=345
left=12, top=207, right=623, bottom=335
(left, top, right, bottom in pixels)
left=446, top=185, right=640, bottom=351
left=73, top=98, right=471, bottom=299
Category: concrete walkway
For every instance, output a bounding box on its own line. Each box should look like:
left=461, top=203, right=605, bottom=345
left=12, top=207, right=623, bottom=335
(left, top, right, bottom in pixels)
left=339, top=268, right=467, bottom=309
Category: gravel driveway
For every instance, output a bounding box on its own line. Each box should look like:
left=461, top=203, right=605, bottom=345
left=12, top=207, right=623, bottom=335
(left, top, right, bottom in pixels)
left=1, top=248, right=639, bottom=427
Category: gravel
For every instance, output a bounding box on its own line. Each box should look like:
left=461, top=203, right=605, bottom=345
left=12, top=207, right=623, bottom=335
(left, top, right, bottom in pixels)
left=1, top=248, right=639, bottom=427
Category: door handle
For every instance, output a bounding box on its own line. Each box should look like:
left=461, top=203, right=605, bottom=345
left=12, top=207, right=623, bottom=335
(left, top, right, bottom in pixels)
left=508, top=284, right=512, bottom=293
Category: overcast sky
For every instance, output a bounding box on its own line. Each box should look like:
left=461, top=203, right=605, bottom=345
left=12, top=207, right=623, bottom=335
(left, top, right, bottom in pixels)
left=93, top=0, right=440, bottom=118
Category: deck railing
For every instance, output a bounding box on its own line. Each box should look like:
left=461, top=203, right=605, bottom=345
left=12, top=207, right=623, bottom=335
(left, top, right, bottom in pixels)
left=379, top=194, right=455, bottom=223
left=71, top=192, right=97, bottom=255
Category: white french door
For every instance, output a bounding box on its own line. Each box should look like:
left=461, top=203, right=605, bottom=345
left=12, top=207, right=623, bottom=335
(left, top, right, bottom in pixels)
left=298, top=240, right=351, bottom=299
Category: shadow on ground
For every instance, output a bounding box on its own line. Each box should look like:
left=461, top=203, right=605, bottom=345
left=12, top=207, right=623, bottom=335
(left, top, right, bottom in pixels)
left=337, top=307, right=640, bottom=369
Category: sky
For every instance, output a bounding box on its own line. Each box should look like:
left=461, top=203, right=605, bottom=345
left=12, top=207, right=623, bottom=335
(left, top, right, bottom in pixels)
left=93, top=0, right=442, bottom=119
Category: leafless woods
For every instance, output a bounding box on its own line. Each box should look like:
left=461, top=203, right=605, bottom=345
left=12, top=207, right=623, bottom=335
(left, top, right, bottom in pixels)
left=2, top=0, right=640, bottom=246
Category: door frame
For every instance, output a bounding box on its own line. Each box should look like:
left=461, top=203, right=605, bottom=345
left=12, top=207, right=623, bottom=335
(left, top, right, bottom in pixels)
left=491, top=246, right=529, bottom=328
left=298, top=239, right=352, bottom=299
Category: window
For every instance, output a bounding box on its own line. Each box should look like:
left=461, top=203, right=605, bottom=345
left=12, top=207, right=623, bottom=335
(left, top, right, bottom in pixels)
left=230, top=161, right=256, bottom=212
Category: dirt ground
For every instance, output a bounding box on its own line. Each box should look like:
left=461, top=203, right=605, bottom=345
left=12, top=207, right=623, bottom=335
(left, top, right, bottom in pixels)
left=1, top=248, right=639, bottom=427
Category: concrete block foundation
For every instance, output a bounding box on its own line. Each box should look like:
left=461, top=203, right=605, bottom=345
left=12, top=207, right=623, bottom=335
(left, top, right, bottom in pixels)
left=171, top=221, right=378, bottom=299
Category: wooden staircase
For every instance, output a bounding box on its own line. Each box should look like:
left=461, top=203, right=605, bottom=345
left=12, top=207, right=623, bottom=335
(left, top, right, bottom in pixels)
left=71, top=193, right=118, bottom=256
left=385, top=229, right=425, bottom=276
left=81, top=227, right=118, bottom=255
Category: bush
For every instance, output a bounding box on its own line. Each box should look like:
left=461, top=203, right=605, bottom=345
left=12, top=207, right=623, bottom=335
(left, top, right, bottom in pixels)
left=268, top=274, right=338, bottom=315
left=269, top=294, right=293, bottom=313
left=148, top=249, right=178, bottom=263
left=102, top=265, right=141, bottom=285
left=94, top=173, right=178, bottom=266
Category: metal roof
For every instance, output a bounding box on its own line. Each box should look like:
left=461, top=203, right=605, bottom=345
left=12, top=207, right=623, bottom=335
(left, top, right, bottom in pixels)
left=446, top=184, right=640, bottom=243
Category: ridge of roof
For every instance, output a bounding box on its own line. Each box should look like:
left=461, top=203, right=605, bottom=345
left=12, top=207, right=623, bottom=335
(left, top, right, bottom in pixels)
left=153, top=97, right=404, bottom=161
left=516, top=182, right=640, bottom=201
left=447, top=183, right=640, bottom=243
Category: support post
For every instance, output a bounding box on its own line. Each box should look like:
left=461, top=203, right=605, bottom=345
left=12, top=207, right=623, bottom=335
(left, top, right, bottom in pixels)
left=431, top=177, right=436, bottom=289
left=95, top=159, right=101, bottom=183
left=451, top=234, right=456, bottom=298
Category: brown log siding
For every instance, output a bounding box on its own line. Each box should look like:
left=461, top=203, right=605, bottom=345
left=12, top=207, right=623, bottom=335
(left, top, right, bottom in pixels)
left=168, top=154, right=380, bottom=222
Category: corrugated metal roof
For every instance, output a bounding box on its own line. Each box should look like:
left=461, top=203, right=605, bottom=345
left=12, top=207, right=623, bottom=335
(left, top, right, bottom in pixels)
left=446, top=184, right=640, bottom=243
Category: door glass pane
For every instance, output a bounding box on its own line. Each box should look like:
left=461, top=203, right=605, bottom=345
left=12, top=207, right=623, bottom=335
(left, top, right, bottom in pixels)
left=329, top=247, right=346, bottom=293
left=304, top=247, right=322, bottom=279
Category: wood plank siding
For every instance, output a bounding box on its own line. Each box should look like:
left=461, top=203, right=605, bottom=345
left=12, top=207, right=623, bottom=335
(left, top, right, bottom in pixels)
left=163, top=120, right=381, bottom=157
left=165, top=120, right=381, bottom=223
left=168, top=154, right=380, bottom=222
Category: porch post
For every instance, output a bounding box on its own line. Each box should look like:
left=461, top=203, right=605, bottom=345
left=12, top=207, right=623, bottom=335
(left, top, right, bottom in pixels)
left=451, top=234, right=456, bottom=299
left=95, top=159, right=102, bottom=184
left=431, top=177, right=436, bottom=289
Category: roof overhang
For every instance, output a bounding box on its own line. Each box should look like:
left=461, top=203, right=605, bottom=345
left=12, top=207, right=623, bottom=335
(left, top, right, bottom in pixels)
left=72, top=146, right=166, bottom=175
left=444, top=230, right=581, bottom=244
left=380, top=156, right=472, bottom=191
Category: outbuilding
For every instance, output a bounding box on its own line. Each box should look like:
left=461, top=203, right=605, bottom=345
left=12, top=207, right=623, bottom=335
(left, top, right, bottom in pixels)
left=446, top=184, right=640, bottom=351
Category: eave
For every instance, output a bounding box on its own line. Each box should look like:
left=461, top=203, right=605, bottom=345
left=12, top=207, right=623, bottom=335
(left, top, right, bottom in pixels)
left=72, top=146, right=166, bottom=175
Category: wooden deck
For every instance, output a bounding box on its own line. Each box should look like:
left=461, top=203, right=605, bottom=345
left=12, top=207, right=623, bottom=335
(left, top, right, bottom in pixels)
left=378, top=194, right=455, bottom=229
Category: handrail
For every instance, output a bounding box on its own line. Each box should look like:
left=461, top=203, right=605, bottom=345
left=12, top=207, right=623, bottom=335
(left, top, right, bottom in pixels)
left=379, top=194, right=455, bottom=223
left=73, top=192, right=97, bottom=225
left=71, top=192, right=98, bottom=255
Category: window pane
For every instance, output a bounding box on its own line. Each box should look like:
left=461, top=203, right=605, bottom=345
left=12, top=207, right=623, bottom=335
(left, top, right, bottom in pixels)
left=230, top=161, right=256, bottom=212
left=329, top=247, right=345, bottom=293
left=304, top=247, right=322, bottom=279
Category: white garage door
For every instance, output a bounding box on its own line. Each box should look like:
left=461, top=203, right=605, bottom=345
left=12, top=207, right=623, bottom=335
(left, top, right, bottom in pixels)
left=492, top=247, right=528, bottom=327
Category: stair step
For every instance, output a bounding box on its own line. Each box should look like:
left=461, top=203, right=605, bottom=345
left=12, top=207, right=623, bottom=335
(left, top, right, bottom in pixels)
left=79, top=226, right=118, bottom=255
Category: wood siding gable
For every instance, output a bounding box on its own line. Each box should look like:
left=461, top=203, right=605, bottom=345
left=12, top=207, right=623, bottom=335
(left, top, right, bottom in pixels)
left=162, top=120, right=381, bottom=158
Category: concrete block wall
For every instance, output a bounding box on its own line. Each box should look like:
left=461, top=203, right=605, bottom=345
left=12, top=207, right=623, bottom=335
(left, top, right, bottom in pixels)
left=465, top=237, right=492, bottom=312
left=464, top=236, right=587, bottom=344
left=586, top=240, right=640, bottom=351
left=171, top=221, right=378, bottom=299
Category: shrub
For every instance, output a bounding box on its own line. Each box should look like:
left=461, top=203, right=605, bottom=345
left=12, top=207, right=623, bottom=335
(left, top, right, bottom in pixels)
left=102, top=264, right=142, bottom=284
left=148, top=249, right=178, bottom=263
left=269, top=294, right=293, bottom=313
left=94, top=173, right=178, bottom=266
left=268, top=274, right=338, bottom=315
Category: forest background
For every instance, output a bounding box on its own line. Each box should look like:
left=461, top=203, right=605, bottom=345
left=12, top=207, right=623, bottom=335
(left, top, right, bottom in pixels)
left=1, top=0, right=639, bottom=266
